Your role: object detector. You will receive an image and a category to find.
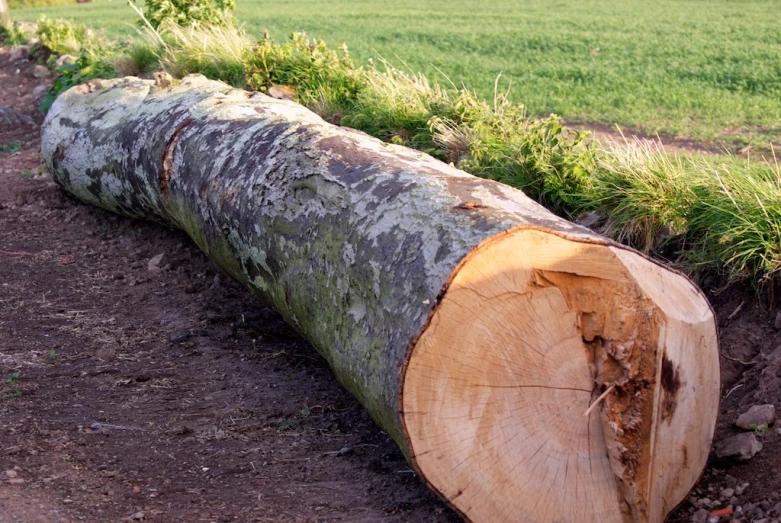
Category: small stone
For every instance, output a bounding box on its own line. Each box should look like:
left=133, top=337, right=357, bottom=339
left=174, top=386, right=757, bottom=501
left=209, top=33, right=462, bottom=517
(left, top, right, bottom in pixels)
left=32, top=84, right=49, bottom=98
left=267, top=85, right=296, bottom=100
left=32, top=65, right=51, bottom=79
left=722, top=488, right=735, bottom=499
left=725, top=475, right=738, bottom=488
left=55, top=54, right=76, bottom=68
left=736, top=483, right=750, bottom=496
left=576, top=211, right=602, bottom=228
left=691, top=508, right=709, bottom=523
left=736, top=404, right=776, bottom=430
left=133, top=485, right=142, bottom=494
left=715, top=433, right=763, bottom=462
left=697, top=498, right=714, bottom=508
left=126, top=511, right=146, bottom=520
left=147, top=253, right=166, bottom=272
left=7, top=478, right=25, bottom=484
left=338, top=446, right=353, bottom=456
left=710, top=506, right=734, bottom=519
left=10, top=45, right=31, bottom=61
left=707, top=516, right=720, bottom=523
left=62, top=498, right=73, bottom=504
left=4, top=470, right=18, bottom=478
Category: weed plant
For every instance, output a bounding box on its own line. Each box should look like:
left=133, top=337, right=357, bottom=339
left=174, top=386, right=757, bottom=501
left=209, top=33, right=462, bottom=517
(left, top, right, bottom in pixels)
left=35, top=15, right=105, bottom=56
left=245, top=31, right=363, bottom=118
left=139, top=0, right=235, bottom=30
left=1, top=372, right=21, bottom=400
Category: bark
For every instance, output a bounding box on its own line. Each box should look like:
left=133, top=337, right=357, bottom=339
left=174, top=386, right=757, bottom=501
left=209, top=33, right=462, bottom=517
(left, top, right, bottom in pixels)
left=41, top=75, right=720, bottom=523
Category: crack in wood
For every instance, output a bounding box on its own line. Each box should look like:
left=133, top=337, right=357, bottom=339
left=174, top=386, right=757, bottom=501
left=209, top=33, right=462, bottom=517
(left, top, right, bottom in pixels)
left=160, top=120, right=193, bottom=192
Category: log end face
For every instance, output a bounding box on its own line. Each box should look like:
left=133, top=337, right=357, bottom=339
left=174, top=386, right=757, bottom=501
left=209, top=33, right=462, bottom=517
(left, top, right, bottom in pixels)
left=401, top=229, right=719, bottom=523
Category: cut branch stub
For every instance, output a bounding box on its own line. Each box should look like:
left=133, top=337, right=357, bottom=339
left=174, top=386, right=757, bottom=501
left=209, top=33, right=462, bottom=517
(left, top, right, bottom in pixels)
left=41, top=75, right=719, bottom=522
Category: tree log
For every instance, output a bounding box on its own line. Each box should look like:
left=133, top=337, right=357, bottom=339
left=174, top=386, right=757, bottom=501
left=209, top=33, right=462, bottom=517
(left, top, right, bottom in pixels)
left=41, top=75, right=719, bottom=523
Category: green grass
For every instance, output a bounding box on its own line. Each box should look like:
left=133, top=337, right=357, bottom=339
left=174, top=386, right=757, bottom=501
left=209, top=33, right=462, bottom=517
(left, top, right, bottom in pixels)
left=147, top=21, right=253, bottom=86
left=10, top=0, right=781, bottom=149
left=9, top=0, right=75, bottom=8
left=0, top=141, right=23, bottom=153
left=1, top=372, right=21, bottom=400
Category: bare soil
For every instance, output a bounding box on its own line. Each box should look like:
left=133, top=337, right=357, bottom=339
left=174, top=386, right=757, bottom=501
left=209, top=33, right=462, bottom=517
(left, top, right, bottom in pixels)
left=565, top=122, right=728, bottom=156
left=1, top=47, right=780, bottom=522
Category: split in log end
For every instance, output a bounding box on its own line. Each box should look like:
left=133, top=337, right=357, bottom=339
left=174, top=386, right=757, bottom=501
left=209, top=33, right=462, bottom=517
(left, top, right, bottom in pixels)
left=402, top=227, right=719, bottom=523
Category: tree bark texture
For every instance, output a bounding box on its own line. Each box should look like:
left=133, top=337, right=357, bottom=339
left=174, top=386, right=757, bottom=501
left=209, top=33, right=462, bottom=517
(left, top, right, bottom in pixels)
left=41, top=76, right=720, bottom=522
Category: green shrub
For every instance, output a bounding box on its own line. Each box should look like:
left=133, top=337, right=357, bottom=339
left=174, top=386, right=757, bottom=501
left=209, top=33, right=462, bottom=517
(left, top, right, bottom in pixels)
left=139, top=0, right=235, bottom=30
left=0, top=25, right=21, bottom=45
left=36, top=15, right=105, bottom=56
left=26, top=15, right=116, bottom=112
left=0, top=21, right=34, bottom=45
left=433, top=100, right=598, bottom=213
left=39, top=51, right=117, bottom=112
left=340, top=63, right=599, bottom=207
left=245, top=32, right=363, bottom=121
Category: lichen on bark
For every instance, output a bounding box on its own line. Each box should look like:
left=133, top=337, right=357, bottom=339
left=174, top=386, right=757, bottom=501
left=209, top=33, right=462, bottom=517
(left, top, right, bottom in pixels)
left=42, top=74, right=609, bottom=450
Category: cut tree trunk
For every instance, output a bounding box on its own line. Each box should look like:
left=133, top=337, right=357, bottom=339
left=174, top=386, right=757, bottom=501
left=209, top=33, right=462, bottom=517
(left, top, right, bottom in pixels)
left=41, top=75, right=720, bottom=523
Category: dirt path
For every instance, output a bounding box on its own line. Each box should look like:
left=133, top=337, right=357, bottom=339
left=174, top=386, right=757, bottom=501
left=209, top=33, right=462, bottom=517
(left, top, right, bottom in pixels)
left=1, top=47, right=780, bottom=523
left=565, top=122, right=728, bottom=156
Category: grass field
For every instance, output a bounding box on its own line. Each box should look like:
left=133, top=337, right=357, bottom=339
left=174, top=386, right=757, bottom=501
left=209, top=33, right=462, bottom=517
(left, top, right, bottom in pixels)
left=10, top=0, right=781, bottom=150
